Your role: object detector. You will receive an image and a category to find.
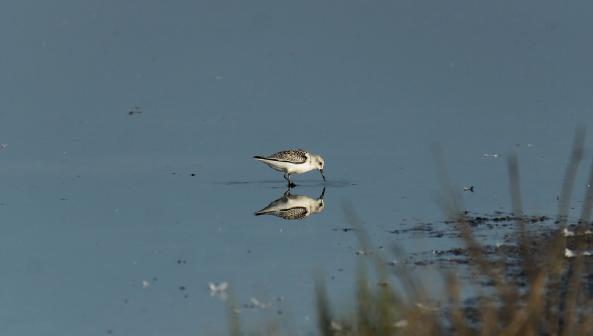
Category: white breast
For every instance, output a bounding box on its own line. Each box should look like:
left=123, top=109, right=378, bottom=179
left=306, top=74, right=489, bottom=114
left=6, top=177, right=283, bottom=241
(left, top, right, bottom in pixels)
left=262, top=160, right=315, bottom=175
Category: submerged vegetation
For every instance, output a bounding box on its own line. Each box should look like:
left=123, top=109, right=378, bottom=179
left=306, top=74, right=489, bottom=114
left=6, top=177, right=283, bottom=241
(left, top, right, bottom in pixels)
left=227, top=129, right=593, bottom=335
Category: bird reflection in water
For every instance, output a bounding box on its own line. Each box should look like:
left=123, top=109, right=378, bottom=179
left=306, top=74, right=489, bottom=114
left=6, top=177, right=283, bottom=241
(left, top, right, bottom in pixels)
left=255, top=187, right=326, bottom=220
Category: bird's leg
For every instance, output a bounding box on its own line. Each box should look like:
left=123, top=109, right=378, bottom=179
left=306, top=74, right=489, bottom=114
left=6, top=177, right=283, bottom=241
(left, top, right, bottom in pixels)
left=284, top=173, right=296, bottom=188
left=319, top=187, right=326, bottom=200
left=283, top=188, right=291, bottom=197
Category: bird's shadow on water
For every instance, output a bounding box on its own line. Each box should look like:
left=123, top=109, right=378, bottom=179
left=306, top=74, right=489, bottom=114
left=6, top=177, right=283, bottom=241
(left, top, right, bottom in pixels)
left=216, top=179, right=355, bottom=189
left=254, top=186, right=327, bottom=220
left=215, top=179, right=355, bottom=220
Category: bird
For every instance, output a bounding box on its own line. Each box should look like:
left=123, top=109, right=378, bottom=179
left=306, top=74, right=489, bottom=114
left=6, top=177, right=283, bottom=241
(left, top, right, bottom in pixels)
left=253, top=149, right=325, bottom=187
left=255, top=188, right=326, bottom=220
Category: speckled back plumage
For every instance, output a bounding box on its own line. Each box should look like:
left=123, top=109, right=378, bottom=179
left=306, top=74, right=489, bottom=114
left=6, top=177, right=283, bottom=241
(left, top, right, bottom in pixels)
left=275, top=207, right=308, bottom=220
left=265, top=149, right=308, bottom=164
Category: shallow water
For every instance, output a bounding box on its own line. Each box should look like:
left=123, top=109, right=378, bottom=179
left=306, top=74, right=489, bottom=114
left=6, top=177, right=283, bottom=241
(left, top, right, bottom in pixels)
left=1, top=1, right=593, bottom=334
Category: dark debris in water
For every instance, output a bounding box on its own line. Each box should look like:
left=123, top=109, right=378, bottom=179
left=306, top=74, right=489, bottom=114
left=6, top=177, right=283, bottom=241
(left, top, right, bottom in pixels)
left=128, top=106, right=142, bottom=115
left=387, top=212, right=552, bottom=240
left=333, top=227, right=355, bottom=233
left=443, top=211, right=550, bottom=227
left=401, top=211, right=593, bottom=291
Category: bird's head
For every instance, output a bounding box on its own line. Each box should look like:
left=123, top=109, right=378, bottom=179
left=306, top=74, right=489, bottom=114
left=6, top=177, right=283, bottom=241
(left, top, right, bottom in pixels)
left=311, top=155, right=326, bottom=181
left=312, top=199, right=325, bottom=214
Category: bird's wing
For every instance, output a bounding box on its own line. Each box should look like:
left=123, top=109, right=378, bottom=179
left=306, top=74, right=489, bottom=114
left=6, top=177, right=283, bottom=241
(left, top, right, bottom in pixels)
left=255, top=195, right=290, bottom=214
left=266, top=150, right=308, bottom=164
left=276, top=207, right=309, bottom=220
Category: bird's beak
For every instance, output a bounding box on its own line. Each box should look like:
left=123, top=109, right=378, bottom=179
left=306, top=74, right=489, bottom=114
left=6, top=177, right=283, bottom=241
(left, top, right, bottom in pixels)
left=320, top=169, right=325, bottom=181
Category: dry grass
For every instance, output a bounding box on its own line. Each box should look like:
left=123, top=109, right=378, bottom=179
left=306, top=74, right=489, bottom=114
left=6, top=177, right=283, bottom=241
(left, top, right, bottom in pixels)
left=228, top=129, right=593, bottom=335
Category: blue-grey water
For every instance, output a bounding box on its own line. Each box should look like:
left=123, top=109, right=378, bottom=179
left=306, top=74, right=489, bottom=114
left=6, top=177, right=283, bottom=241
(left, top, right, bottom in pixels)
left=1, top=1, right=593, bottom=334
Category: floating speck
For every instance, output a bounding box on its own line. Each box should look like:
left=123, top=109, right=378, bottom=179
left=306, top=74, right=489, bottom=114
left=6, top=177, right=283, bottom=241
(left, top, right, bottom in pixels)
left=483, top=153, right=500, bottom=159
left=331, top=320, right=343, bottom=331
left=562, top=228, right=593, bottom=237
left=128, top=106, right=142, bottom=115
left=565, top=248, right=577, bottom=258
left=250, top=297, right=272, bottom=309
left=209, top=282, right=229, bottom=301
left=463, top=186, right=474, bottom=192
left=394, top=320, right=408, bottom=328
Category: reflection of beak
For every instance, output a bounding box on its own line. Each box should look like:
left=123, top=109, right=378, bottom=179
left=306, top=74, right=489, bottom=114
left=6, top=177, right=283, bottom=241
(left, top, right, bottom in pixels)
left=320, top=169, right=325, bottom=181
left=319, top=187, right=326, bottom=200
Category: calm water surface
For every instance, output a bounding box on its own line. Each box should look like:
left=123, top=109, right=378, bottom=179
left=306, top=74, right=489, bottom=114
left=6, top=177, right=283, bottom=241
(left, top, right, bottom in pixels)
left=1, top=1, right=593, bottom=334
